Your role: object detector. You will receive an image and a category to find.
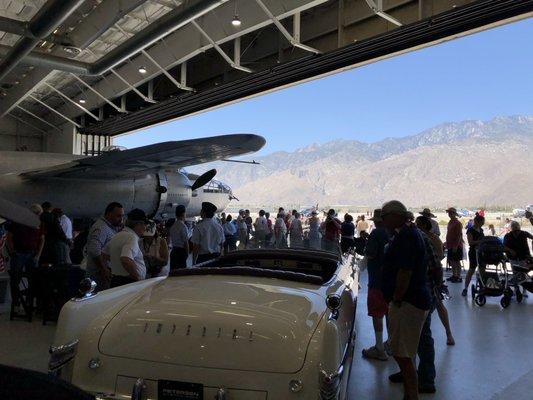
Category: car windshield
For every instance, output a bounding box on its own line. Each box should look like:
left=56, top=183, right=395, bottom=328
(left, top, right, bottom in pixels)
left=166, top=208, right=361, bottom=284
left=169, top=248, right=342, bottom=285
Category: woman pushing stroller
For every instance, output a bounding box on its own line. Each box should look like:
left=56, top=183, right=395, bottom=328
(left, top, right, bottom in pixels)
left=463, top=214, right=485, bottom=297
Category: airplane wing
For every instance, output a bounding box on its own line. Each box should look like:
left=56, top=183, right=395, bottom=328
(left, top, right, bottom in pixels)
left=22, top=134, right=265, bottom=179
left=0, top=197, right=40, bottom=228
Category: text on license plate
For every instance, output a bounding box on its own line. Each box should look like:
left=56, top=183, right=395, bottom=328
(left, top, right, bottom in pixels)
left=158, top=380, right=203, bottom=400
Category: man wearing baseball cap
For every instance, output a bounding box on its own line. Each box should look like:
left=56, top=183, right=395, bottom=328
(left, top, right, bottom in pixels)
left=419, top=208, right=440, bottom=237
left=445, top=207, right=464, bottom=283
left=191, top=202, right=225, bottom=264
left=103, top=208, right=147, bottom=288
left=380, top=200, right=431, bottom=400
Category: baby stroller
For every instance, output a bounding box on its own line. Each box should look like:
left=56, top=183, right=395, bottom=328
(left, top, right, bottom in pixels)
left=508, top=258, right=533, bottom=303
left=471, top=236, right=513, bottom=308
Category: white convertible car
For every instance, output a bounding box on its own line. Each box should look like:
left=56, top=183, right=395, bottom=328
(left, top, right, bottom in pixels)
left=50, top=249, right=359, bottom=400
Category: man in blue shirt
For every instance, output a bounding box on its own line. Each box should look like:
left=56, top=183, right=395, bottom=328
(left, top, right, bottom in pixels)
left=381, top=200, right=430, bottom=400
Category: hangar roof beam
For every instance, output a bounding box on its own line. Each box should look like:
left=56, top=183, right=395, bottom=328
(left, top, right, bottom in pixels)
left=0, top=0, right=86, bottom=82
left=115, top=24, right=194, bottom=92
left=28, top=94, right=82, bottom=128
left=8, top=113, right=48, bottom=136
left=254, top=0, right=321, bottom=54
left=16, top=105, right=62, bottom=132
left=110, top=68, right=157, bottom=104
left=191, top=20, right=253, bottom=74
left=69, top=74, right=126, bottom=114
left=363, top=0, right=403, bottom=26
left=43, top=82, right=101, bottom=121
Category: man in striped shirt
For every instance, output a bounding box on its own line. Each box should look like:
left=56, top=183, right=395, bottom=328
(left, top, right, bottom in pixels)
left=86, top=202, right=124, bottom=291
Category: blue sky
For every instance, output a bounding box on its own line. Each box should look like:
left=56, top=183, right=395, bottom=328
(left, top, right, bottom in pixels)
left=116, top=18, right=533, bottom=155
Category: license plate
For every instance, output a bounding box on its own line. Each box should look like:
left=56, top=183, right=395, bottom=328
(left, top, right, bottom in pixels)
left=158, top=380, right=203, bottom=400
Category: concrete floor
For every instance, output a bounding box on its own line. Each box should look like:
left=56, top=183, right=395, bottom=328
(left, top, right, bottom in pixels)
left=0, top=270, right=532, bottom=400
left=350, top=270, right=533, bottom=400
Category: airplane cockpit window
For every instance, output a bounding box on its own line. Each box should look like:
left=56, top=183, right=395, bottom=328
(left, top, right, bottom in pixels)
left=203, top=180, right=232, bottom=194
left=102, top=145, right=127, bottom=152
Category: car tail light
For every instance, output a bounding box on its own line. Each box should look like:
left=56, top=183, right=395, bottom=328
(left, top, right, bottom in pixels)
left=319, top=366, right=343, bottom=400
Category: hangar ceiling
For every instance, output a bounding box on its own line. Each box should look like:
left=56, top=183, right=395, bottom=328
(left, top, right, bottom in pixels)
left=0, top=0, right=531, bottom=154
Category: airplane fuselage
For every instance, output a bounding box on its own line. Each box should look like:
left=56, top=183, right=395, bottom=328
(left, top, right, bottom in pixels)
left=0, top=151, right=231, bottom=219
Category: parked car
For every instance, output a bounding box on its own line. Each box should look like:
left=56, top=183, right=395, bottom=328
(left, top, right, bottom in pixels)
left=50, top=248, right=359, bottom=400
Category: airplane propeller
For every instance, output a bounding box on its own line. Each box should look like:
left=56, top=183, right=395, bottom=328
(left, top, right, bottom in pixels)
left=191, top=169, right=217, bottom=191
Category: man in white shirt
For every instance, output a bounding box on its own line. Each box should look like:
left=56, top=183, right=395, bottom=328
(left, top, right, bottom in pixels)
left=59, top=213, right=73, bottom=241
left=254, top=209, right=268, bottom=248
left=191, top=202, right=225, bottom=264
left=169, top=205, right=189, bottom=270
left=103, top=208, right=147, bottom=287
left=356, top=215, right=369, bottom=236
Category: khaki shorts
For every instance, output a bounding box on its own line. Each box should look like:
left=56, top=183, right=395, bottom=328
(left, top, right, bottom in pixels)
left=388, top=302, right=428, bottom=358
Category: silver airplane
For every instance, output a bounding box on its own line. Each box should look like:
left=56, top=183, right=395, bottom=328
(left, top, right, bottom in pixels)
left=0, top=134, right=265, bottom=227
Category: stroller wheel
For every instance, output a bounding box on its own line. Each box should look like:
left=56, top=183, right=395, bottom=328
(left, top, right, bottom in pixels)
left=516, top=290, right=523, bottom=303
left=471, top=284, right=476, bottom=300
left=475, top=295, right=486, bottom=307
left=500, top=296, right=511, bottom=308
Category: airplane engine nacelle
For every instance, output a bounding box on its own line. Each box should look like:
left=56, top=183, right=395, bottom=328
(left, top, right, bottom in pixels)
left=0, top=170, right=192, bottom=220
left=154, top=170, right=192, bottom=218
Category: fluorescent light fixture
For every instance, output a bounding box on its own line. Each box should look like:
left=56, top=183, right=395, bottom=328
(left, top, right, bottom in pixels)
left=231, top=15, right=241, bottom=27
left=79, top=99, right=86, bottom=104
left=138, top=66, right=147, bottom=74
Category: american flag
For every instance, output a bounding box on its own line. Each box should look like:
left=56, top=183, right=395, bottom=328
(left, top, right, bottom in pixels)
left=0, top=234, right=6, bottom=273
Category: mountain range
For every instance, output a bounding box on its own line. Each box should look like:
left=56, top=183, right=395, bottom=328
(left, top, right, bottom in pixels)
left=190, top=116, right=533, bottom=208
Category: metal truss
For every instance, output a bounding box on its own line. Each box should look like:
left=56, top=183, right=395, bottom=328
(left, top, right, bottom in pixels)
left=254, top=0, right=321, bottom=54
left=363, top=0, right=403, bottom=26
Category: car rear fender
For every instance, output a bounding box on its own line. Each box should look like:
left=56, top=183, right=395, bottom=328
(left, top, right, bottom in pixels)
left=53, top=278, right=164, bottom=346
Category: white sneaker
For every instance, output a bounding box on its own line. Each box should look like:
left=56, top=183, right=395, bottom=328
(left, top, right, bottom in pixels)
left=362, top=346, right=388, bottom=361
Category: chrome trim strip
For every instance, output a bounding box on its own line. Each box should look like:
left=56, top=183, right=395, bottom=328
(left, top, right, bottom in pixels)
left=49, top=339, right=79, bottom=356
left=48, top=339, right=79, bottom=371
left=71, top=292, right=99, bottom=302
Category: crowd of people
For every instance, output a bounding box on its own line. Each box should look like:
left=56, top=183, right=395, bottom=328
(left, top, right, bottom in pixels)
left=359, top=203, right=532, bottom=400
left=1, top=201, right=380, bottom=299
left=2, top=199, right=532, bottom=400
